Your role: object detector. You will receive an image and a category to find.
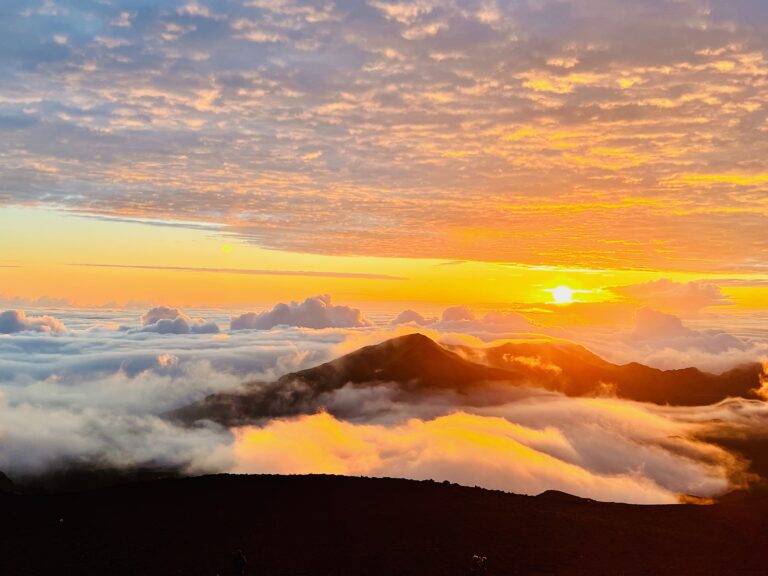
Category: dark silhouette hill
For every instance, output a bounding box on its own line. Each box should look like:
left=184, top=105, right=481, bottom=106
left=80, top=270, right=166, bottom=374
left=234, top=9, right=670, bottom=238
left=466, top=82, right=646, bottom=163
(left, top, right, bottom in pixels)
left=455, top=339, right=764, bottom=405
left=0, top=470, right=16, bottom=493
left=170, top=333, right=522, bottom=425
left=2, top=474, right=767, bottom=576
left=170, top=334, right=763, bottom=426
left=281, top=333, right=518, bottom=390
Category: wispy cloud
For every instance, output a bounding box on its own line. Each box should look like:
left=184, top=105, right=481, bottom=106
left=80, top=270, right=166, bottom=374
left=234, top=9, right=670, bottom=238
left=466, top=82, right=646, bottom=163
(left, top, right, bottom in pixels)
left=69, top=263, right=406, bottom=281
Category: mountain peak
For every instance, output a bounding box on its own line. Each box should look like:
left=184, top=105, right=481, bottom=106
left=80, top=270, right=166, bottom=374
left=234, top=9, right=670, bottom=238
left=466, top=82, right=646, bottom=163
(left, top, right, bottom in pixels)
left=170, top=334, right=764, bottom=427
left=283, top=333, right=519, bottom=392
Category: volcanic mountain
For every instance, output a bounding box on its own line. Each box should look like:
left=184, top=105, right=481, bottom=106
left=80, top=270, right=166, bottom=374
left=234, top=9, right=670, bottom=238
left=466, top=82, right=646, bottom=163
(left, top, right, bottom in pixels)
left=170, top=333, right=763, bottom=425
left=169, top=334, right=520, bottom=424
left=280, top=333, right=517, bottom=391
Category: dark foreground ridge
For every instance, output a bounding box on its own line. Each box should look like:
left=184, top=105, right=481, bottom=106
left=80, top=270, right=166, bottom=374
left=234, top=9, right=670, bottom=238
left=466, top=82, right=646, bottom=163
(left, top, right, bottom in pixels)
left=2, top=474, right=767, bottom=575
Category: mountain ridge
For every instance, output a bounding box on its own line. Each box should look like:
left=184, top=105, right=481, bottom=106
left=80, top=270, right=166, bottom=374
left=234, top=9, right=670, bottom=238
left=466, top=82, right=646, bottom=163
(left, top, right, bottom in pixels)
left=169, top=333, right=763, bottom=426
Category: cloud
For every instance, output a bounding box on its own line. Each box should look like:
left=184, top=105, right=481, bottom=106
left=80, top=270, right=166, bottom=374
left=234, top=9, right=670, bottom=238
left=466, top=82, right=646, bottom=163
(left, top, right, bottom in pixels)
left=0, top=295, right=73, bottom=308
left=70, top=263, right=406, bottom=281
left=141, top=306, right=185, bottom=326
left=0, top=310, right=66, bottom=334
left=440, top=306, right=475, bottom=323
left=630, top=308, right=747, bottom=355
left=435, top=309, right=539, bottom=335
left=633, top=307, right=695, bottom=340
left=231, top=295, right=371, bottom=330
left=0, top=308, right=766, bottom=504
left=0, top=391, right=234, bottom=477
left=389, top=309, right=436, bottom=327
left=138, top=317, right=221, bottom=334
left=388, top=305, right=550, bottom=341
left=0, top=315, right=343, bottom=476
left=0, top=322, right=340, bottom=414
left=577, top=308, right=766, bottom=373
left=137, top=306, right=220, bottom=334
left=609, top=279, right=731, bottom=314
left=755, top=362, right=768, bottom=401
left=233, top=411, right=679, bottom=504
left=231, top=393, right=757, bottom=504
left=1, top=1, right=767, bottom=271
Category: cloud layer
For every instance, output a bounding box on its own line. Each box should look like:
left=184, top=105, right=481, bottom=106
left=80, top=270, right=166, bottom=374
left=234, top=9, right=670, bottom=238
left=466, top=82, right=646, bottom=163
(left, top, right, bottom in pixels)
left=1, top=306, right=766, bottom=503
left=0, top=309, right=344, bottom=477
left=231, top=390, right=762, bottom=504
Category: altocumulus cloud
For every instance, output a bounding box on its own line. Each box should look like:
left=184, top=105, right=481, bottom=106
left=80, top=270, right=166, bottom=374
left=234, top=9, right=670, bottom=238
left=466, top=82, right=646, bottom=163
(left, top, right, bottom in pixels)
left=1, top=0, right=767, bottom=271
left=231, top=295, right=371, bottom=330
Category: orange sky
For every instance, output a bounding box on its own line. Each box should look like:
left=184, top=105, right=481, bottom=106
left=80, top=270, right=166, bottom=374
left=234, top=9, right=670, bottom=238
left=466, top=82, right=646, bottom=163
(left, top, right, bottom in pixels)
left=1, top=207, right=765, bottom=312
left=1, top=0, right=767, bottom=311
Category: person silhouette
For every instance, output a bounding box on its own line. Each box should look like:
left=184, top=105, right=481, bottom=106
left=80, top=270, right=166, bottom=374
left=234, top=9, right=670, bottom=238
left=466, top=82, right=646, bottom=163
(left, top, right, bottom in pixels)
left=470, top=554, right=488, bottom=575
left=231, top=549, right=247, bottom=576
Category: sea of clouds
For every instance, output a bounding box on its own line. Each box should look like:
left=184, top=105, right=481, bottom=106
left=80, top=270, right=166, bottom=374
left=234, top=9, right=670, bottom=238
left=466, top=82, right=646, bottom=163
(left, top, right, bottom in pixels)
left=1, top=295, right=767, bottom=504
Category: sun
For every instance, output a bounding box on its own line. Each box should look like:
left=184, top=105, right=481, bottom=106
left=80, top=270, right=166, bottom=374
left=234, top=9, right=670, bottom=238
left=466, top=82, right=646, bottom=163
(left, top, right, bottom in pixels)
left=550, top=286, right=575, bottom=304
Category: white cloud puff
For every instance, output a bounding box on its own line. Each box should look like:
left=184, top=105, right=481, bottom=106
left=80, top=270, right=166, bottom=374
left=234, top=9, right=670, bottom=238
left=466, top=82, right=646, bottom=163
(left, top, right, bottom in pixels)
left=137, top=306, right=220, bottom=334
left=580, top=308, right=765, bottom=372
left=231, top=295, right=371, bottom=330
left=389, top=305, right=546, bottom=340
left=610, top=279, right=730, bottom=314
left=389, top=309, right=436, bottom=327
left=436, top=310, right=539, bottom=334
left=633, top=307, right=695, bottom=339
left=441, top=306, right=475, bottom=323
left=0, top=310, right=66, bottom=334
left=141, top=306, right=185, bottom=326
left=631, top=308, right=746, bottom=354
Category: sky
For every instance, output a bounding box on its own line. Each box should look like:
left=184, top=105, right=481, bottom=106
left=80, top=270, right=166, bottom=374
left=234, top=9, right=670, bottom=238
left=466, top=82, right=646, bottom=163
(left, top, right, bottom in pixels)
left=0, top=0, right=767, bottom=309
left=1, top=1, right=768, bottom=503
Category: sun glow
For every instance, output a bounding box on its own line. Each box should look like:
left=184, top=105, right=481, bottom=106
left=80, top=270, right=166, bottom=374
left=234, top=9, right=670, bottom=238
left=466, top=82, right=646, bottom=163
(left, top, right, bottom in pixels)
left=550, top=286, right=576, bottom=304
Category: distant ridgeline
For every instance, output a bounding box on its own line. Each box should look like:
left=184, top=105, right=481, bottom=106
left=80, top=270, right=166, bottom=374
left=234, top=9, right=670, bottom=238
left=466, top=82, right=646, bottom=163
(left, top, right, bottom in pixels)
left=169, top=334, right=763, bottom=426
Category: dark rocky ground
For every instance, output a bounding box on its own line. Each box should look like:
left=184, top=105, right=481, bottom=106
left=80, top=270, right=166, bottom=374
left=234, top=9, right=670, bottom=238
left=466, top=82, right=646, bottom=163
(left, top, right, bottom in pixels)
left=2, top=473, right=767, bottom=575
